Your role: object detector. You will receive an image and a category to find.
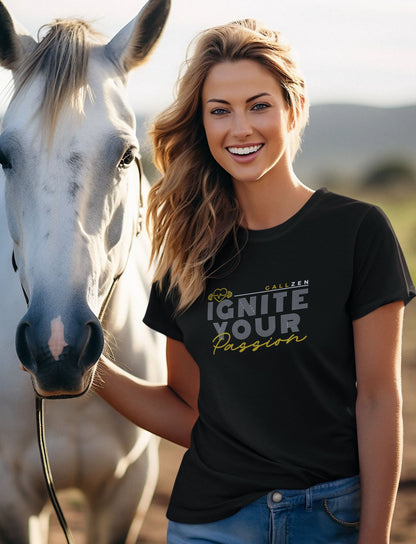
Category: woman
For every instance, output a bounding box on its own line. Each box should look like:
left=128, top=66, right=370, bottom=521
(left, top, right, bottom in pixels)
left=96, top=19, right=415, bottom=543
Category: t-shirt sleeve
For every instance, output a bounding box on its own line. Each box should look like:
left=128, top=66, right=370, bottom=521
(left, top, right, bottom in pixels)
left=349, top=205, right=415, bottom=320
left=143, top=280, right=184, bottom=341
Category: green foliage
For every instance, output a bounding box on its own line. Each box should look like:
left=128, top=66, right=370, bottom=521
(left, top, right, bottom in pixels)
left=359, top=187, right=416, bottom=283
left=362, top=157, right=416, bottom=189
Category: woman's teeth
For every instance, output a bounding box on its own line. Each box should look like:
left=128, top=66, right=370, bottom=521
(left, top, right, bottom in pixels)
left=228, top=144, right=262, bottom=156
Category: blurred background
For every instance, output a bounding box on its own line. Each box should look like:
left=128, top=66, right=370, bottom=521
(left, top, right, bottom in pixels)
left=1, top=1, right=415, bottom=542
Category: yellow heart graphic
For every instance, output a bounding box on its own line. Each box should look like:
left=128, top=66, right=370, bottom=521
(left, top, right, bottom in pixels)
left=213, top=288, right=228, bottom=302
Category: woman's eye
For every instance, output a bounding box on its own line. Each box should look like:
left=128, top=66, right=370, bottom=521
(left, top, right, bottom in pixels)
left=211, top=108, right=228, bottom=115
left=252, top=103, right=270, bottom=111
left=118, top=147, right=135, bottom=169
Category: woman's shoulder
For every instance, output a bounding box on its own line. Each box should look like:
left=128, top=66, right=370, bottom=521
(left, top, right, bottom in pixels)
left=313, top=187, right=384, bottom=222
left=311, top=189, right=402, bottom=254
left=315, top=187, right=374, bottom=210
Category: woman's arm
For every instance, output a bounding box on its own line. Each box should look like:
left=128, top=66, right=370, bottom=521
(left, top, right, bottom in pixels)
left=94, top=337, right=199, bottom=448
left=354, top=300, right=404, bottom=544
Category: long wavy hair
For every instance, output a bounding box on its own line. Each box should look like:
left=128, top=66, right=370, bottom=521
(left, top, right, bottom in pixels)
left=147, top=19, right=309, bottom=311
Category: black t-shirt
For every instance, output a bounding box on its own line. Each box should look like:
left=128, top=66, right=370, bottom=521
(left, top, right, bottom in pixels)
left=143, top=188, right=415, bottom=524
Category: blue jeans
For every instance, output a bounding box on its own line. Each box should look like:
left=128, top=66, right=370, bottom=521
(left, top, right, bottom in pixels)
left=167, top=475, right=360, bottom=544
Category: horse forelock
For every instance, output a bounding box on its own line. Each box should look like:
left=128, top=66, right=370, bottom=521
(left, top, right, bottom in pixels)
left=12, top=19, right=106, bottom=141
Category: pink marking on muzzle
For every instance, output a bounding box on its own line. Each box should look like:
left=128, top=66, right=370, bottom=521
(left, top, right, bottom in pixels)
left=48, top=316, right=69, bottom=361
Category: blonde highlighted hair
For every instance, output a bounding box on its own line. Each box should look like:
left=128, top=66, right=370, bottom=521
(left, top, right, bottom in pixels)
left=147, top=19, right=309, bottom=311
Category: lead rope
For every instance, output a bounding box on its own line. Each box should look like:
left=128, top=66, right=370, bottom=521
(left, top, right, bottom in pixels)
left=12, top=258, right=73, bottom=541
left=36, top=397, right=74, bottom=543
left=30, top=156, right=144, bottom=543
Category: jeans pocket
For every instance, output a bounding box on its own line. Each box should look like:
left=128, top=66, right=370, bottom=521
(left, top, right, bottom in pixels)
left=323, top=486, right=361, bottom=529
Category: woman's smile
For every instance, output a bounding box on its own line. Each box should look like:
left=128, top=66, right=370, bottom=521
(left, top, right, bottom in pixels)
left=227, top=143, right=264, bottom=161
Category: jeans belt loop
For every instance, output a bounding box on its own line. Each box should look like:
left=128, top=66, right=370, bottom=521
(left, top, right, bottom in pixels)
left=305, top=487, right=313, bottom=511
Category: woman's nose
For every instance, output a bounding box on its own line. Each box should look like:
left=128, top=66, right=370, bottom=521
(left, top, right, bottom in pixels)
left=231, top=113, right=253, bottom=138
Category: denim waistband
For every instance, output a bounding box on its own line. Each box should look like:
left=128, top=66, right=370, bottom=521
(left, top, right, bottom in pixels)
left=263, top=475, right=360, bottom=509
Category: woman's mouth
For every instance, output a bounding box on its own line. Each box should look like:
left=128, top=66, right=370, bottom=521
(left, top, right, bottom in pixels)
left=227, top=144, right=263, bottom=156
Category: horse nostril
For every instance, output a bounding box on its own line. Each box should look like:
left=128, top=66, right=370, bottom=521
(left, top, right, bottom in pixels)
left=15, top=321, right=36, bottom=371
left=79, top=318, right=104, bottom=370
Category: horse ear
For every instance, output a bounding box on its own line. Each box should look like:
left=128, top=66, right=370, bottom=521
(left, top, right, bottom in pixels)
left=0, top=2, right=36, bottom=70
left=105, top=0, right=171, bottom=73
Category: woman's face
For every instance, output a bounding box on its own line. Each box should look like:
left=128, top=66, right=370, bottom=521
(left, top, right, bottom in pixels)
left=202, top=59, right=294, bottom=188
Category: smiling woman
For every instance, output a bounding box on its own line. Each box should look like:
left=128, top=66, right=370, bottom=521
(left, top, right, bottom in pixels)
left=94, top=16, right=415, bottom=544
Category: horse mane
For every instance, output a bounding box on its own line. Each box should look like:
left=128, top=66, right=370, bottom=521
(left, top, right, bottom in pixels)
left=13, top=19, right=106, bottom=138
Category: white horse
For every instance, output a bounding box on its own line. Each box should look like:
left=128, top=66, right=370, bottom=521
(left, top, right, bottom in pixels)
left=0, top=1, right=169, bottom=542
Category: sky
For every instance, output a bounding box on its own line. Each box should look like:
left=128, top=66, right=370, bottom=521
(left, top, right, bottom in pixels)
left=0, top=0, right=415, bottom=114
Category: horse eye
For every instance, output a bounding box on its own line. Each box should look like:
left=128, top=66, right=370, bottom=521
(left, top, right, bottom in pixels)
left=118, top=147, right=135, bottom=169
left=0, top=150, right=12, bottom=170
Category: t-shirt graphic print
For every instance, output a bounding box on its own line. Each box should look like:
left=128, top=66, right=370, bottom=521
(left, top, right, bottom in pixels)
left=207, top=280, right=309, bottom=355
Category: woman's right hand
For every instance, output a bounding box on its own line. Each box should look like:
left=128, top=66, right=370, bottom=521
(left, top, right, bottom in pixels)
left=94, top=339, right=199, bottom=448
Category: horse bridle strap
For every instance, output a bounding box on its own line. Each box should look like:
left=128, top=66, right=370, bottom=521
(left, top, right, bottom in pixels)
left=99, top=155, right=143, bottom=322
left=12, top=156, right=144, bottom=544
left=135, top=155, right=144, bottom=236
left=12, top=251, right=29, bottom=305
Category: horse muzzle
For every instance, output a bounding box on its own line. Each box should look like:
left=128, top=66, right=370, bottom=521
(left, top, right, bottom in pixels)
left=15, top=301, right=104, bottom=398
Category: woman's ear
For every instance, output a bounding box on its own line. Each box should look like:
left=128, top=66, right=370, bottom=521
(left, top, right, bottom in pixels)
left=287, top=108, right=296, bottom=132
left=287, top=96, right=305, bottom=132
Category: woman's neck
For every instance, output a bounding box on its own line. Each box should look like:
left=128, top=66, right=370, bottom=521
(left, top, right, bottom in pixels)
left=234, top=172, right=314, bottom=231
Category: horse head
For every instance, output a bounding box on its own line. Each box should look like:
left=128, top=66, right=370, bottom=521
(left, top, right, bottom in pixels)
left=0, top=0, right=170, bottom=398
